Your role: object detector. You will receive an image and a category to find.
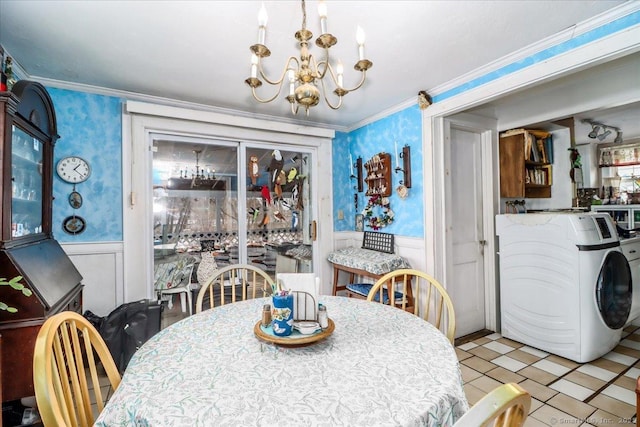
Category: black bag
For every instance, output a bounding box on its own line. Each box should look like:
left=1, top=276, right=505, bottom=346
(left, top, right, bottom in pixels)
left=84, top=299, right=163, bottom=373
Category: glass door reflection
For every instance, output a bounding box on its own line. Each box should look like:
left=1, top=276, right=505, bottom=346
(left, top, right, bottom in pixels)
left=245, top=147, right=313, bottom=277
left=151, top=139, right=314, bottom=313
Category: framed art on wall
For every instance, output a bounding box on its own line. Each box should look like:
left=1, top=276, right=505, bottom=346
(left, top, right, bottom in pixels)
left=355, top=214, right=364, bottom=232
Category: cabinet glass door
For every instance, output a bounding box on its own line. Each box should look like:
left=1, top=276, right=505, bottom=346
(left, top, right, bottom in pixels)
left=11, top=125, right=43, bottom=238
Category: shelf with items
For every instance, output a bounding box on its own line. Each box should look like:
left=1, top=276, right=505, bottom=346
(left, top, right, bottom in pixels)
left=598, top=143, right=640, bottom=168
left=500, top=129, right=553, bottom=199
left=1, top=83, right=54, bottom=246
left=363, top=152, right=391, bottom=197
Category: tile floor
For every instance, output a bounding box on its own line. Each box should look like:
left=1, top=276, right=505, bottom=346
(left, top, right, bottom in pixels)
left=456, top=326, right=640, bottom=426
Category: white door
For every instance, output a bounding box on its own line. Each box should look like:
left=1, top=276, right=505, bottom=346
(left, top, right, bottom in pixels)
left=443, top=114, right=498, bottom=337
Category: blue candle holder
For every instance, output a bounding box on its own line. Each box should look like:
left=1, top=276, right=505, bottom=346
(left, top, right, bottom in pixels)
left=271, top=293, right=294, bottom=336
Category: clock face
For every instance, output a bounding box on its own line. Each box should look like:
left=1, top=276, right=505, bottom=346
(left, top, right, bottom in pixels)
left=56, top=156, right=91, bottom=183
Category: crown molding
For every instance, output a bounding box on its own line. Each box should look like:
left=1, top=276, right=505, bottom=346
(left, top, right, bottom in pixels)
left=348, top=1, right=640, bottom=133
left=428, top=2, right=640, bottom=99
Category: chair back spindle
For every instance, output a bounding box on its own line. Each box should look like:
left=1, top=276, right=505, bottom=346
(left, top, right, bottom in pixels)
left=34, top=311, right=121, bottom=427
left=196, top=264, right=275, bottom=313
left=367, top=269, right=455, bottom=343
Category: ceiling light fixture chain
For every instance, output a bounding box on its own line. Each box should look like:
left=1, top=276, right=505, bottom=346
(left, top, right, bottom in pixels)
left=245, top=0, right=372, bottom=116
left=581, top=119, right=623, bottom=143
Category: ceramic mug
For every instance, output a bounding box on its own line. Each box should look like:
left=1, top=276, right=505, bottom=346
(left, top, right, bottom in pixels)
left=271, top=293, right=294, bottom=336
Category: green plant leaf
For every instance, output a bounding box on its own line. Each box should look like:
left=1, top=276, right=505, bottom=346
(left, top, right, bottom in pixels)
left=0, top=275, right=31, bottom=314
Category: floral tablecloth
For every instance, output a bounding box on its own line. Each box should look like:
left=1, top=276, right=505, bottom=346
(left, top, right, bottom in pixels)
left=327, top=247, right=411, bottom=275
left=95, top=296, right=468, bottom=427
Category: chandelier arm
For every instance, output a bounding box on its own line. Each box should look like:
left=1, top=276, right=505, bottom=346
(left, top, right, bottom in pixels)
left=258, top=56, right=300, bottom=86
left=251, top=84, right=286, bottom=104
left=312, top=51, right=332, bottom=81
left=341, top=70, right=368, bottom=92
left=318, top=74, right=344, bottom=110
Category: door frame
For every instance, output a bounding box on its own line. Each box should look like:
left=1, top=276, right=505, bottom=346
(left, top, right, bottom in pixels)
left=422, top=12, right=640, bottom=333
left=122, top=101, right=335, bottom=302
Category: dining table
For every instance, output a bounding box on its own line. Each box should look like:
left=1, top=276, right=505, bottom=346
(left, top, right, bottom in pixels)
left=94, top=295, right=469, bottom=427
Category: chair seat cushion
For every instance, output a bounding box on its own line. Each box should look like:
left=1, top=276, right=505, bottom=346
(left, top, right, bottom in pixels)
left=345, top=283, right=404, bottom=304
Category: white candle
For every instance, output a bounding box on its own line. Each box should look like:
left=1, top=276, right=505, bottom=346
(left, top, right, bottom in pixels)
left=356, top=26, right=366, bottom=60
left=258, top=3, right=268, bottom=45
left=318, top=1, right=328, bottom=34
left=288, top=69, right=295, bottom=95
left=395, top=141, right=399, bottom=167
left=336, top=60, right=344, bottom=87
left=350, top=154, right=354, bottom=175
left=250, top=54, right=258, bottom=78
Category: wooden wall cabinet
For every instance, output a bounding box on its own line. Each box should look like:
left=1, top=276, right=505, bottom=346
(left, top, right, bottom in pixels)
left=499, top=129, right=552, bottom=198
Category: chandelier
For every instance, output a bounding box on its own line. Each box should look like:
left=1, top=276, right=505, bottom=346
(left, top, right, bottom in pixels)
left=244, top=0, right=373, bottom=116
left=167, top=150, right=221, bottom=190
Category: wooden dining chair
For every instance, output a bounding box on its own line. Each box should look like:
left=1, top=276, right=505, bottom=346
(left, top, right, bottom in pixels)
left=33, top=311, right=121, bottom=427
left=195, top=264, right=276, bottom=313
left=366, top=268, right=456, bottom=343
left=454, top=383, right=531, bottom=427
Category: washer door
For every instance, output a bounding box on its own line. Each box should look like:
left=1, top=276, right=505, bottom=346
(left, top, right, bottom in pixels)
left=596, top=251, right=632, bottom=329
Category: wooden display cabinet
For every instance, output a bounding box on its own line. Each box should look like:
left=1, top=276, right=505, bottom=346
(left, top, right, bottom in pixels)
left=364, top=152, right=392, bottom=197
left=0, top=81, right=83, bottom=402
left=499, top=129, right=552, bottom=198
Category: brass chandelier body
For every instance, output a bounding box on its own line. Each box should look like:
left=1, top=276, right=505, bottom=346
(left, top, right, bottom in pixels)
left=245, top=0, right=372, bottom=116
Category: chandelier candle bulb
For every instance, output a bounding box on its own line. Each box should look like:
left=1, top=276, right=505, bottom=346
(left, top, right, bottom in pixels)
left=337, top=60, right=344, bottom=87
left=318, top=1, right=328, bottom=34
left=356, top=26, right=366, bottom=60
left=288, top=70, right=295, bottom=96
left=257, top=3, right=268, bottom=45
left=395, top=141, right=399, bottom=168
left=251, top=54, right=258, bottom=78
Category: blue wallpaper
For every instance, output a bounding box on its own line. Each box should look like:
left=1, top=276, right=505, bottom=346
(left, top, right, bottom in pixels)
left=47, top=88, right=123, bottom=242
left=44, top=85, right=420, bottom=242
left=333, top=105, right=424, bottom=237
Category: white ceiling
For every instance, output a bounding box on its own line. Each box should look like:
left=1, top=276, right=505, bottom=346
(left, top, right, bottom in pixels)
left=0, top=0, right=632, bottom=130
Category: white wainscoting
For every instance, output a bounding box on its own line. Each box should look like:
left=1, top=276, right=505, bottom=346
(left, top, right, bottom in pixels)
left=62, top=242, right=124, bottom=316
left=331, top=232, right=427, bottom=286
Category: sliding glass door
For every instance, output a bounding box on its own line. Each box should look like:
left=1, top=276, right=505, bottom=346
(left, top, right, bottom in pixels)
left=245, top=146, right=313, bottom=277
left=151, top=136, right=314, bottom=304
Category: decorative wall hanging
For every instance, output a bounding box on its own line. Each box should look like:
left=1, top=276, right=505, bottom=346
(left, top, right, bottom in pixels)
left=418, top=90, right=432, bottom=110
left=249, top=155, right=260, bottom=185
left=350, top=155, right=363, bottom=192
left=62, top=215, right=86, bottom=235
left=364, top=152, right=391, bottom=197
left=362, top=194, right=394, bottom=230
left=394, top=142, right=411, bottom=189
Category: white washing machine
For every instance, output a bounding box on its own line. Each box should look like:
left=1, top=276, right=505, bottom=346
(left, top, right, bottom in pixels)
left=496, top=212, right=632, bottom=363
left=621, top=237, right=640, bottom=325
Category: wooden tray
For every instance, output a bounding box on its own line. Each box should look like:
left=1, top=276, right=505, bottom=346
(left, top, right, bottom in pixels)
left=254, top=319, right=335, bottom=347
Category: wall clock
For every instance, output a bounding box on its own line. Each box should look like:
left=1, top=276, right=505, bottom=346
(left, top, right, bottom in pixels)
left=56, top=156, right=91, bottom=183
